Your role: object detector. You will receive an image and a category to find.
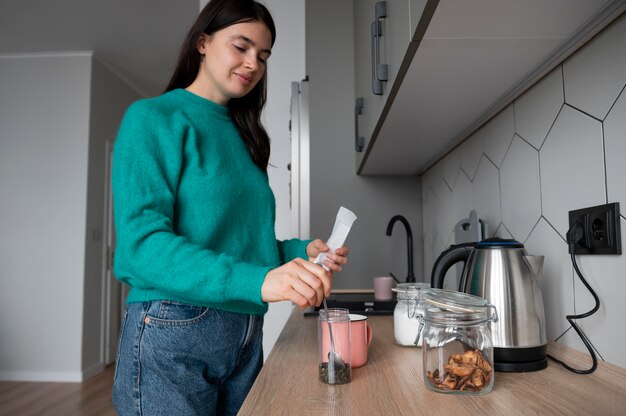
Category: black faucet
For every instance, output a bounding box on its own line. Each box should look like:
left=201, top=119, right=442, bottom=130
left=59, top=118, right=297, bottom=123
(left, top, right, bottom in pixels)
left=386, top=215, right=416, bottom=283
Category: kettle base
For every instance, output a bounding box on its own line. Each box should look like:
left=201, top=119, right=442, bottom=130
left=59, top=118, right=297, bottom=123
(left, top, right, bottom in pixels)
left=495, top=358, right=548, bottom=372
left=494, top=345, right=548, bottom=372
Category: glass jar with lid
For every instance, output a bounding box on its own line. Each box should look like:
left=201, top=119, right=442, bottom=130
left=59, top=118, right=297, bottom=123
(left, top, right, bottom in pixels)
left=318, top=308, right=351, bottom=384
left=416, top=288, right=498, bottom=395
left=392, top=283, right=430, bottom=346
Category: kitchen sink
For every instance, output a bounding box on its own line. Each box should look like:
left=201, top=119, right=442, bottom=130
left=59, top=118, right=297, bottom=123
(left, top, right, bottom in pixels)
left=303, top=292, right=396, bottom=316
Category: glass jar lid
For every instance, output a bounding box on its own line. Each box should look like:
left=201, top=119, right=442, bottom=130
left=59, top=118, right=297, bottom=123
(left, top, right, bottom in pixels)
left=392, top=282, right=430, bottom=300
left=420, top=288, right=498, bottom=324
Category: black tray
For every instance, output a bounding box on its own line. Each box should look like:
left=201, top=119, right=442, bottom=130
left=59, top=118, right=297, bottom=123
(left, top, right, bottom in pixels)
left=303, top=292, right=396, bottom=316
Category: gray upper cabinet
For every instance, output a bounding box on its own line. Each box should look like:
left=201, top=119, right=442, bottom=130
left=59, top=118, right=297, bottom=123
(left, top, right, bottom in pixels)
left=355, top=0, right=625, bottom=175
left=354, top=0, right=430, bottom=169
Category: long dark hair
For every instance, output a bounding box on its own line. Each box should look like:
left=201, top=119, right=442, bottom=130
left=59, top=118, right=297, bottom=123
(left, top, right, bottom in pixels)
left=165, top=0, right=276, bottom=170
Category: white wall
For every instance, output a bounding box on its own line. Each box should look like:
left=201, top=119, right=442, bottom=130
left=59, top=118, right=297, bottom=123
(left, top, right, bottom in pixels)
left=0, top=54, right=91, bottom=380
left=0, top=53, right=140, bottom=381
left=306, top=0, right=423, bottom=290
left=422, top=14, right=626, bottom=369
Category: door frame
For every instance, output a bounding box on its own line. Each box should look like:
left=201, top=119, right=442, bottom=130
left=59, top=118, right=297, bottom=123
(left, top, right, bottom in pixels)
left=100, top=139, right=123, bottom=365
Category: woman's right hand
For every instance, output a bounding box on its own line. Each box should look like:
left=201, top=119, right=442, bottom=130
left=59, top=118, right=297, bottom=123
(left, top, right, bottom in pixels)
left=261, top=258, right=332, bottom=309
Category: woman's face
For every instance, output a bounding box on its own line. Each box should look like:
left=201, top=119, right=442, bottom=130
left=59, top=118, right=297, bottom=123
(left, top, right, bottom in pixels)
left=194, top=20, right=272, bottom=105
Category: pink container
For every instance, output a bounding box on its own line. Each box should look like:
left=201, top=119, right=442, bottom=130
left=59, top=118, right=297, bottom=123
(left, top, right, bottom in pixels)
left=319, top=311, right=373, bottom=369
left=349, top=314, right=373, bottom=368
left=373, top=276, right=394, bottom=301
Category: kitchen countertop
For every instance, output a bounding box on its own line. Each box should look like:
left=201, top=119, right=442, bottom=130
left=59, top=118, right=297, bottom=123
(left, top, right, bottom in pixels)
left=238, top=308, right=626, bottom=415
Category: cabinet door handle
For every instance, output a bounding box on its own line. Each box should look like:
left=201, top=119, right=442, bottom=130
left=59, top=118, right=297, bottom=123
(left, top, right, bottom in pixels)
left=374, top=1, right=388, bottom=82
left=355, top=97, right=364, bottom=152
left=371, top=21, right=383, bottom=95
left=371, top=1, right=388, bottom=96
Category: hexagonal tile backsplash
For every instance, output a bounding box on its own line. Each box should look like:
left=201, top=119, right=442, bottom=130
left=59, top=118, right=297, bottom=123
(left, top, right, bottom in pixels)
left=422, top=14, right=626, bottom=369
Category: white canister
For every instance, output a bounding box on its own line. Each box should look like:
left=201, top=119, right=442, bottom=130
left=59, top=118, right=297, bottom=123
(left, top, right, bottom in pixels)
left=392, top=283, right=431, bottom=346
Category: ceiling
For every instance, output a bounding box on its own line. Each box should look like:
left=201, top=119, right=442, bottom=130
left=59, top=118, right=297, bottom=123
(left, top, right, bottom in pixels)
left=0, top=0, right=201, bottom=96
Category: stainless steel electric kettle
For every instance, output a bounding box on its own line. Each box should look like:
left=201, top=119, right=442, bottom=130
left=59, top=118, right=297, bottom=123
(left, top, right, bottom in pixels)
left=430, top=238, right=548, bottom=372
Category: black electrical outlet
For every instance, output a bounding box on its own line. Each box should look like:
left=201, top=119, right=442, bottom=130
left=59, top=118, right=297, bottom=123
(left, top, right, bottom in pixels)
left=568, top=202, right=621, bottom=255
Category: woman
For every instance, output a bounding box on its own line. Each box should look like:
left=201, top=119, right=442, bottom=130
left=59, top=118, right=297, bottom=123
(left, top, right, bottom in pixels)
left=111, top=0, right=349, bottom=414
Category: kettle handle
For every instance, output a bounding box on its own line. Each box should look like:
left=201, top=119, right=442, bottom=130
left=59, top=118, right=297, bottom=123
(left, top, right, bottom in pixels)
left=430, top=242, right=476, bottom=290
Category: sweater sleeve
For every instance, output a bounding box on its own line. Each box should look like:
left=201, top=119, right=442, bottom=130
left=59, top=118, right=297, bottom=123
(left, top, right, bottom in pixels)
left=277, top=238, right=311, bottom=263
left=112, top=102, right=269, bottom=307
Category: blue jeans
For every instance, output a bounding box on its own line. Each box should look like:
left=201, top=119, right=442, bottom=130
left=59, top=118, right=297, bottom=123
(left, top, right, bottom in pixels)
left=112, top=301, right=263, bottom=416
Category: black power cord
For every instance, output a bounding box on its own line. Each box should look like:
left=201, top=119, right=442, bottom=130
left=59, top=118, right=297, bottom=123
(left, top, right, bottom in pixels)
left=546, top=221, right=599, bottom=374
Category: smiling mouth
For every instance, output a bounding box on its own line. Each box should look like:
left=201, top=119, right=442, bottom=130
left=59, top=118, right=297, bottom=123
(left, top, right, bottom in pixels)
left=235, top=73, right=252, bottom=84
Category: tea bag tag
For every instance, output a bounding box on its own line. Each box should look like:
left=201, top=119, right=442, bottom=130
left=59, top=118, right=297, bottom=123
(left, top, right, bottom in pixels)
left=315, top=206, right=357, bottom=271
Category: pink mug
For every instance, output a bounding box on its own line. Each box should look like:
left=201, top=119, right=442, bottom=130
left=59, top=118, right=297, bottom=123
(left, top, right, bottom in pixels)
left=319, top=312, right=373, bottom=368
left=373, top=276, right=394, bottom=301
left=349, top=314, right=373, bottom=368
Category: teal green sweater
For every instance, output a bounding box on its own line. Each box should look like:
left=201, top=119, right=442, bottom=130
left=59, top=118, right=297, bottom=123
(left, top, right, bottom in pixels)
left=112, top=88, right=308, bottom=315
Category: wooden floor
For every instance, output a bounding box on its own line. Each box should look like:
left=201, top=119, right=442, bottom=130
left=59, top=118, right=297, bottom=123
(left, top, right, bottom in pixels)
left=0, top=365, right=115, bottom=416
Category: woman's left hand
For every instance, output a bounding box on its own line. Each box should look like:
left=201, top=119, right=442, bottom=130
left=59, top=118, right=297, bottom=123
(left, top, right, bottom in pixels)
left=306, top=239, right=349, bottom=273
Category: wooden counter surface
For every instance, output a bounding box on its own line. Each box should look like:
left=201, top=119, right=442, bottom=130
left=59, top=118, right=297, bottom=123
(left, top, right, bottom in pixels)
left=239, top=309, right=626, bottom=415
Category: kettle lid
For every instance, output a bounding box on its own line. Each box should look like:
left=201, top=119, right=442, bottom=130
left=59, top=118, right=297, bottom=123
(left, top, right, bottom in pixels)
left=476, top=237, right=524, bottom=249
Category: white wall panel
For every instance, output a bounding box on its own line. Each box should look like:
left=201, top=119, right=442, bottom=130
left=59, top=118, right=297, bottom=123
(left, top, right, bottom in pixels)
left=563, top=15, right=626, bottom=120
left=459, top=130, right=483, bottom=180
left=472, top=156, right=501, bottom=236
left=540, top=106, right=605, bottom=237
left=573, top=216, right=626, bottom=367
left=514, top=67, right=564, bottom=150
left=482, top=104, right=515, bottom=167
left=604, top=88, right=626, bottom=208
left=500, top=135, right=541, bottom=242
